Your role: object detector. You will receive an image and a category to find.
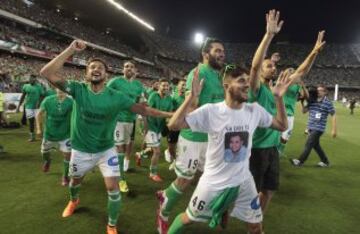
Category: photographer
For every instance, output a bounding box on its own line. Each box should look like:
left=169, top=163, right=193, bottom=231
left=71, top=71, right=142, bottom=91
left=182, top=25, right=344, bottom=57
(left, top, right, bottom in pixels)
left=291, top=84, right=337, bottom=167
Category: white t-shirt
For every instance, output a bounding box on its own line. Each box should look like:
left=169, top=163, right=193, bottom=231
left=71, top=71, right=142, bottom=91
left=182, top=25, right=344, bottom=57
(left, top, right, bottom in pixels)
left=186, top=101, right=273, bottom=189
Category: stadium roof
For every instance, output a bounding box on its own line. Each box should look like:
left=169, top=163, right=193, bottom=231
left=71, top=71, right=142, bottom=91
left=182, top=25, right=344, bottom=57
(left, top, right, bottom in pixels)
left=36, top=0, right=360, bottom=43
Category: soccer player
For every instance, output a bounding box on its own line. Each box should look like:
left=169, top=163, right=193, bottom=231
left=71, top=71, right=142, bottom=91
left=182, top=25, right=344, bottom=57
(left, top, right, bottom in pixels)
left=248, top=10, right=326, bottom=214
left=17, top=75, right=45, bottom=142
left=36, top=88, right=73, bottom=186
left=145, top=80, right=159, bottom=99
left=156, top=37, right=225, bottom=233
left=290, top=84, right=337, bottom=167
left=107, top=60, right=145, bottom=193
left=165, top=61, right=290, bottom=234
left=40, top=39, right=172, bottom=234
left=140, top=79, right=174, bottom=182
left=277, top=32, right=326, bottom=155
left=164, top=79, right=186, bottom=165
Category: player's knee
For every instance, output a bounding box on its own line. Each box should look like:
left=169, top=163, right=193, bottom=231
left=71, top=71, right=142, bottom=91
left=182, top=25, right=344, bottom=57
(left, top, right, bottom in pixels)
left=180, top=213, right=192, bottom=225
left=280, top=138, right=287, bottom=144
left=175, top=177, right=192, bottom=191
left=247, top=222, right=262, bottom=234
left=70, top=177, right=82, bottom=186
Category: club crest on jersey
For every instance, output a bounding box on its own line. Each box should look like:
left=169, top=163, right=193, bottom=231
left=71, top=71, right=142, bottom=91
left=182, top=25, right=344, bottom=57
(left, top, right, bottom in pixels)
left=108, top=156, right=119, bottom=166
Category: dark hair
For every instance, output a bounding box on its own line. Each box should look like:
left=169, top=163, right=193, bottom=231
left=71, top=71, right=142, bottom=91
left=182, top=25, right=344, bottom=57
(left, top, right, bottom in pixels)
left=159, top=78, right=169, bottom=83
left=221, top=64, right=249, bottom=81
left=307, top=86, right=318, bottom=104
left=123, top=60, right=136, bottom=67
left=199, top=37, right=223, bottom=62
left=87, top=57, right=108, bottom=71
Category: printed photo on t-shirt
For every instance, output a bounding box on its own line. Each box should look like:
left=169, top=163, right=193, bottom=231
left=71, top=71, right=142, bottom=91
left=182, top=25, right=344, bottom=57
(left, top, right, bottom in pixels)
left=224, top=132, right=249, bottom=163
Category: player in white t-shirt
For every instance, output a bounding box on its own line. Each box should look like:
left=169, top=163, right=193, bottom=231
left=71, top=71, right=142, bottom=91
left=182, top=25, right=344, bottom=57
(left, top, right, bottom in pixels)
left=165, top=62, right=291, bottom=234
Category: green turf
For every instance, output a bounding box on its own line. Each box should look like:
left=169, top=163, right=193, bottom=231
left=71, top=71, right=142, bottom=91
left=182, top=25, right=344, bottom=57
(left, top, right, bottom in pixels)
left=0, top=103, right=359, bottom=234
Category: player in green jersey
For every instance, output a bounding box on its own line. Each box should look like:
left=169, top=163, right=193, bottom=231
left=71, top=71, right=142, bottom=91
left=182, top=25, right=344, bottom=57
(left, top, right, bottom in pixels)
left=248, top=10, right=326, bottom=216
left=36, top=88, right=73, bottom=186
left=156, top=38, right=225, bottom=233
left=140, top=79, right=174, bottom=182
left=40, top=40, right=172, bottom=234
left=164, top=79, right=186, bottom=168
left=107, top=60, right=145, bottom=193
left=17, top=75, right=45, bottom=142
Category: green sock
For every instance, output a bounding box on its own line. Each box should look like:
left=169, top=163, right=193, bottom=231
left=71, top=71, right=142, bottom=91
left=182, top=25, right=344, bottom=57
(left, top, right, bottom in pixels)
left=63, top=160, right=70, bottom=177
left=107, top=190, right=121, bottom=226
left=118, top=153, right=125, bottom=180
left=168, top=213, right=185, bottom=234
left=161, top=182, right=183, bottom=217
left=42, top=152, right=51, bottom=163
left=69, top=184, right=81, bottom=201
left=150, top=165, right=158, bottom=175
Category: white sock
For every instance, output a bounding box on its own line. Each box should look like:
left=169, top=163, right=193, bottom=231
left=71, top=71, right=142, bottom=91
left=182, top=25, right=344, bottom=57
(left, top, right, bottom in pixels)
left=124, top=159, right=130, bottom=172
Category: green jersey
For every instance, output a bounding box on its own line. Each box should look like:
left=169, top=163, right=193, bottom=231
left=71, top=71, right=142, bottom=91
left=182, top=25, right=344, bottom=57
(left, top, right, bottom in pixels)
left=180, top=64, right=224, bottom=142
left=145, top=87, right=156, bottom=99
left=248, top=83, right=279, bottom=148
left=22, top=83, right=44, bottom=109
left=40, top=95, right=73, bottom=141
left=284, top=84, right=301, bottom=116
left=107, top=76, right=145, bottom=122
left=147, top=92, right=173, bottom=133
left=63, top=80, right=135, bottom=153
left=171, top=92, right=185, bottom=110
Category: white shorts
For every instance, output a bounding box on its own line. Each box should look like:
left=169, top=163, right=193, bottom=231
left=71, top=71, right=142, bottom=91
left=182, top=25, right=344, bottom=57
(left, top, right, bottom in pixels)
left=41, top=138, right=71, bottom=153
left=145, top=131, right=162, bottom=147
left=25, top=109, right=39, bottom=119
left=114, top=122, right=134, bottom=146
left=186, top=177, right=262, bottom=224
left=174, top=136, right=207, bottom=180
left=69, top=147, right=120, bottom=178
left=230, top=178, right=263, bottom=224
left=281, top=116, right=295, bottom=141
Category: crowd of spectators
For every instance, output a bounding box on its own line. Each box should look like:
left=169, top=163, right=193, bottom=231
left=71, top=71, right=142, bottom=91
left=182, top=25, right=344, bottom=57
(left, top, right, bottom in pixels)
left=0, top=0, right=149, bottom=59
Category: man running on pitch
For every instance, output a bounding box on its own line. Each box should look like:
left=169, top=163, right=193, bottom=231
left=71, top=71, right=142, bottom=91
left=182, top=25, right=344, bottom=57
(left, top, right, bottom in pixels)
left=40, top=40, right=172, bottom=234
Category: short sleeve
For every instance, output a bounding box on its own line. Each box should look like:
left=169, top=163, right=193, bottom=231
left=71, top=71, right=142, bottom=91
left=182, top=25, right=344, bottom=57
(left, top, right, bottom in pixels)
left=147, top=92, right=157, bottom=108
left=63, top=80, right=81, bottom=97
left=185, top=104, right=211, bottom=133
left=253, top=103, right=273, bottom=128
left=106, top=78, right=118, bottom=89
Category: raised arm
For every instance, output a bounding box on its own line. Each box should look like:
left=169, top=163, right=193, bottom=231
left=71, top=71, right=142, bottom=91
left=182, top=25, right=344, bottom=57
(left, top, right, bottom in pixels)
left=269, top=71, right=292, bottom=131
left=40, top=40, right=86, bottom=91
left=250, top=9, right=284, bottom=94
left=168, top=68, right=204, bottom=131
left=289, top=31, right=326, bottom=83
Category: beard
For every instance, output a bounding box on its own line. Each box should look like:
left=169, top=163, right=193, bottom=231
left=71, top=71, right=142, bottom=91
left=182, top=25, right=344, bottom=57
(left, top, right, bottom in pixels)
left=90, top=77, right=104, bottom=85
left=208, top=54, right=223, bottom=70
left=228, top=86, right=247, bottom=103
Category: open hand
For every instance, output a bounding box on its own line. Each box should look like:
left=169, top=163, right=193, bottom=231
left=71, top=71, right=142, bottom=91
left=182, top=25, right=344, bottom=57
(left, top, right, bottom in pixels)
left=271, top=70, right=292, bottom=98
left=191, top=66, right=204, bottom=98
left=312, top=31, right=326, bottom=53
left=266, top=9, right=284, bottom=35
